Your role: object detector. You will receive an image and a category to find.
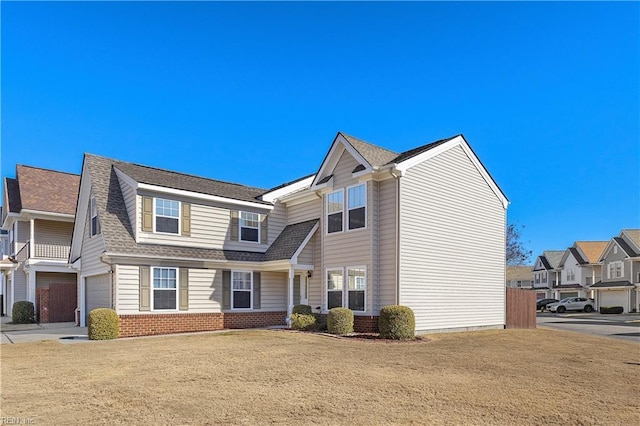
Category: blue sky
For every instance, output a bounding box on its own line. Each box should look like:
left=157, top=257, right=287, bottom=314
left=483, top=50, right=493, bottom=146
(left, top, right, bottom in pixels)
left=1, top=2, right=638, bottom=260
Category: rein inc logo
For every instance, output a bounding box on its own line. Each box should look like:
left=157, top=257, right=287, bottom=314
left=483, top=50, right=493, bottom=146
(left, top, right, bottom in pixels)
left=1, top=417, right=34, bottom=425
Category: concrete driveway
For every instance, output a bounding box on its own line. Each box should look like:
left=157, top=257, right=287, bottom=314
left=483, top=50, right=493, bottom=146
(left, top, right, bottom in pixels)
left=537, top=312, right=640, bottom=343
left=1, top=319, right=88, bottom=344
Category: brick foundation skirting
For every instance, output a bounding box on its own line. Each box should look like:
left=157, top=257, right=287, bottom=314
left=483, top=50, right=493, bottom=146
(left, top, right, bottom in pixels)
left=354, top=315, right=379, bottom=333
left=118, top=311, right=287, bottom=338
left=35, top=288, right=50, bottom=323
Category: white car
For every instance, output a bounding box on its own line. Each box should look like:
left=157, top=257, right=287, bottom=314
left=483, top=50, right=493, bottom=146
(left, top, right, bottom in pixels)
left=547, top=297, right=595, bottom=313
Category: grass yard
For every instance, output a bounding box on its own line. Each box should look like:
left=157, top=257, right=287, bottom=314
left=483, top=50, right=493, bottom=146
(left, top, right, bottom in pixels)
left=1, top=328, right=638, bottom=425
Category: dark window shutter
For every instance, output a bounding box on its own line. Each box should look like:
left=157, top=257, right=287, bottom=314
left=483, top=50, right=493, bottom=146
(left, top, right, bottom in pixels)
left=260, top=215, right=268, bottom=244
left=181, top=203, right=191, bottom=236
left=179, top=268, right=189, bottom=311
left=230, top=211, right=239, bottom=241
left=142, top=196, right=153, bottom=232
left=253, top=272, right=261, bottom=310
left=139, top=266, right=151, bottom=311
left=222, top=270, right=231, bottom=309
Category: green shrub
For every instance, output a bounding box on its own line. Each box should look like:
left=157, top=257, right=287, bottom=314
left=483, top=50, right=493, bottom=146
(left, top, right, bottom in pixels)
left=600, top=306, right=624, bottom=315
left=88, top=308, right=120, bottom=340
left=292, top=304, right=312, bottom=315
left=327, top=308, right=353, bottom=335
left=12, top=301, right=35, bottom=324
left=379, top=305, right=415, bottom=340
left=313, top=314, right=328, bottom=331
left=290, top=313, right=316, bottom=330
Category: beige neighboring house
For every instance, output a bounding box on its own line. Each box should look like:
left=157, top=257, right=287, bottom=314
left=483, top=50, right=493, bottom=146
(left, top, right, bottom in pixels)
left=1, top=165, right=80, bottom=321
left=557, top=241, right=608, bottom=299
left=591, top=229, right=640, bottom=313
left=506, top=265, right=533, bottom=289
left=70, top=132, right=508, bottom=337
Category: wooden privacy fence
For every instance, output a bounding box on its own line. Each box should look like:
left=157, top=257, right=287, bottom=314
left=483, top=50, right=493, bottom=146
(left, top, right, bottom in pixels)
left=506, top=288, right=536, bottom=329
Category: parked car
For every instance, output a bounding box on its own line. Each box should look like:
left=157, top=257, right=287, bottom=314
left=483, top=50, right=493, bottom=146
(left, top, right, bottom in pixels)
left=536, top=298, right=558, bottom=311
left=547, top=297, right=595, bottom=313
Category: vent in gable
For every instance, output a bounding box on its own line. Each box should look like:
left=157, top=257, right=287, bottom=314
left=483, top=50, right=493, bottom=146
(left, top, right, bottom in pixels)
left=352, top=164, right=366, bottom=173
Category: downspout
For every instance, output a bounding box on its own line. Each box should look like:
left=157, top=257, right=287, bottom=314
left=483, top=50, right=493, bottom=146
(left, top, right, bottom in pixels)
left=390, top=169, right=401, bottom=305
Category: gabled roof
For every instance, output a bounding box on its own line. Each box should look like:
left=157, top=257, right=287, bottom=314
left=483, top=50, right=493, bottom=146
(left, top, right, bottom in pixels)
left=541, top=250, right=564, bottom=269
left=613, top=237, right=638, bottom=257
left=340, top=133, right=398, bottom=167
left=7, top=165, right=80, bottom=215
left=264, top=219, right=318, bottom=261
left=574, top=241, right=608, bottom=264
left=113, top=160, right=269, bottom=205
left=621, top=229, right=640, bottom=252
left=388, top=135, right=459, bottom=164
left=591, top=280, right=634, bottom=288
left=506, top=265, right=533, bottom=281
left=568, top=247, right=587, bottom=265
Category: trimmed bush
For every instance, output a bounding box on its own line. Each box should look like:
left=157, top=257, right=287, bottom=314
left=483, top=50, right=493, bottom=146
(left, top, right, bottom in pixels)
left=290, top=313, right=316, bottom=330
left=327, top=308, right=353, bottom=335
left=379, top=305, right=415, bottom=340
left=88, top=308, right=120, bottom=340
left=292, top=304, right=312, bottom=315
left=12, top=301, right=35, bottom=324
left=600, top=306, right=624, bottom=315
left=313, top=314, right=328, bottom=331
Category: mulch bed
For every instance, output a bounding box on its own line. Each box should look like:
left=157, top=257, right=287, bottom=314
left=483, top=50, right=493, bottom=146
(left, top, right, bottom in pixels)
left=278, top=328, right=428, bottom=343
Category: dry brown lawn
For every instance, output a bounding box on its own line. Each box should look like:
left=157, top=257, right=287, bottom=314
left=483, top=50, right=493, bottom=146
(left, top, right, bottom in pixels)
left=1, top=328, right=639, bottom=425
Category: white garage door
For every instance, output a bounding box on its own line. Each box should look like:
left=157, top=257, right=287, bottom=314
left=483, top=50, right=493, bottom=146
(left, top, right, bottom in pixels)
left=599, top=290, right=629, bottom=312
left=85, top=274, right=112, bottom=324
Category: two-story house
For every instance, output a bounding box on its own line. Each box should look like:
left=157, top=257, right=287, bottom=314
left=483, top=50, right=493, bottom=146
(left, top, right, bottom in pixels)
left=1, top=165, right=80, bottom=321
left=506, top=265, right=533, bottom=289
left=70, top=132, right=508, bottom=337
left=557, top=241, right=607, bottom=299
left=591, top=229, right=640, bottom=313
left=531, top=251, right=563, bottom=299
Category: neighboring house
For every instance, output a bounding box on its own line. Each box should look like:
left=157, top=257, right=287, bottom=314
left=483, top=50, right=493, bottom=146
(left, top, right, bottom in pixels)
left=506, top=265, right=533, bottom=289
left=1, top=165, right=80, bottom=321
left=557, top=241, right=607, bottom=299
left=531, top=251, right=564, bottom=299
left=70, top=132, right=508, bottom=337
left=591, top=229, right=640, bottom=313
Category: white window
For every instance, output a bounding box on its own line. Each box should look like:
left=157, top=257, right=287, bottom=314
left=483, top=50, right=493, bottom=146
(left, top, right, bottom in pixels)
left=347, top=184, right=366, bottom=230
left=155, top=198, right=180, bottom=234
left=90, top=196, right=100, bottom=236
left=567, top=269, right=575, bottom=281
left=232, top=271, right=252, bottom=309
left=240, top=212, right=259, bottom=242
left=608, top=261, right=623, bottom=279
left=542, top=272, right=547, bottom=283
left=613, top=246, right=618, bottom=255
left=535, top=273, right=540, bottom=284
left=152, top=267, right=178, bottom=310
left=326, top=191, right=344, bottom=234
left=326, top=266, right=366, bottom=312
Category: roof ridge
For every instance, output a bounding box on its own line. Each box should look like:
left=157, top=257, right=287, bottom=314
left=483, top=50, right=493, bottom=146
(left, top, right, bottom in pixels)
left=387, top=134, right=461, bottom=165
left=86, top=153, right=267, bottom=192
left=338, top=132, right=399, bottom=155
left=16, top=164, right=80, bottom=177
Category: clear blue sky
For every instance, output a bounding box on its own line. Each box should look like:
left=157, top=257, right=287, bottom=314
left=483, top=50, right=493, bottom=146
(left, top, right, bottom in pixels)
left=1, top=2, right=638, bottom=261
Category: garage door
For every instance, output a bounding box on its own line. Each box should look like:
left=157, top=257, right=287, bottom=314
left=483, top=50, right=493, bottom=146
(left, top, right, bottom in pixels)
left=85, top=274, right=112, bottom=324
left=599, top=290, right=629, bottom=312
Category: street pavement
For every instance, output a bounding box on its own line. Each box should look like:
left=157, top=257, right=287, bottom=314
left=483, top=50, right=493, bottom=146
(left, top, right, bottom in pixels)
left=537, top=312, right=640, bottom=343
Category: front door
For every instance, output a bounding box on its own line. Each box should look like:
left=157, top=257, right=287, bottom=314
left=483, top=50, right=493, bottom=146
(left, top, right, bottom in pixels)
left=293, top=275, right=308, bottom=306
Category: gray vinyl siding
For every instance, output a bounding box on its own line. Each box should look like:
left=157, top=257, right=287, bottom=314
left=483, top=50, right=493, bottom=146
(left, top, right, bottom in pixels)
left=187, top=268, right=222, bottom=312
left=399, top=145, right=506, bottom=331
left=321, top=150, right=373, bottom=314
left=136, top=192, right=272, bottom=251
left=377, top=177, right=397, bottom=310
left=307, top=232, right=322, bottom=310
left=259, top=271, right=287, bottom=311
left=13, top=268, right=27, bottom=302
left=36, top=272, right=77, bottom=289
left=115, top=265, right=140, bottom=314
left=34, top=220, right=73, bottom=259
left=16, top=221, right=29, bottom=255
left=297, top=238, right=314, bottom=265
left=117, top=174, right=137, bottom=239
left=286, top=197, right=322, bottom=225
left=601, top=245, right=631, bottom=282
left=81, top=200, right=109, bottom=276
left=85, top=274, right=112, bottom=323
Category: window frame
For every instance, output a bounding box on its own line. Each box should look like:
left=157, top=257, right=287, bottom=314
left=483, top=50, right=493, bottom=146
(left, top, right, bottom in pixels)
left=239, top=211, right=260, bottom=243
left=90, top=196, right=100, bottom=237
left=325, top=266, right=366, bottom=313
left=567, top=268, right=575, bottom=281
left=326, top=190, right=344, bottom=234
left=346, top=183, right=367, bottom=231
left=153, top=197, right=181, bottom=235
left=151, top=266, right=179, bottom=311
left=608, top=261, right=623, bottom=279
left=231, top=270, right=253, bottom=310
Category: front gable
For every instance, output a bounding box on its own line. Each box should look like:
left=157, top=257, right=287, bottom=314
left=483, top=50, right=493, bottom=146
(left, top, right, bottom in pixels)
left=312, top=133, right=370, bottom=188
left=533, top=257, right=545, bottom=271
left=599, top=239, right=630, bottom=264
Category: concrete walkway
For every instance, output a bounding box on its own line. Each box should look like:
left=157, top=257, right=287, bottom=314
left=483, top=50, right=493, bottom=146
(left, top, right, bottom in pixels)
left=1, top=317, right=88, bottom=344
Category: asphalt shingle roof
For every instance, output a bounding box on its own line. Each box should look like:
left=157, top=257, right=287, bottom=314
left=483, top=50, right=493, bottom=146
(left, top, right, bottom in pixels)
left=4, top=177, right=21, bottom=213
left=613, top=237, right=638, bottom=257
left=591, top=280, right=634, bottom=288
left=14, top=166, right=80, bottom=215
left=340, top=133, right=398, bottom=167
left=388, top=135, right=460, bottom=164
left=574, top=241, right=608, bottom=264
left=543, top=250, right=564, bottom=269
left=264, top=219, right=318, bottom=261
left=568, top=247, right=587, bottom=265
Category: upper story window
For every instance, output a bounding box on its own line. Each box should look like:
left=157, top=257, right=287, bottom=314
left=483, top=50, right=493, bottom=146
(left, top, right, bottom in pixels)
left=542, top=272, right=547, bottom=283
left=347, top=184, right=366, bottom=230
left=240, top=212, right=259, bottom=242
left=567, top=269, right=575, bottom=281
left=155, top=198, right=180, bottom=234
left=608, top=261, right=623, bottom=279
left=327, top=191, right=344, bottom=234
left=90, top=196, right=101, bottom=236
left=152, top=267, right=178, bottom=310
